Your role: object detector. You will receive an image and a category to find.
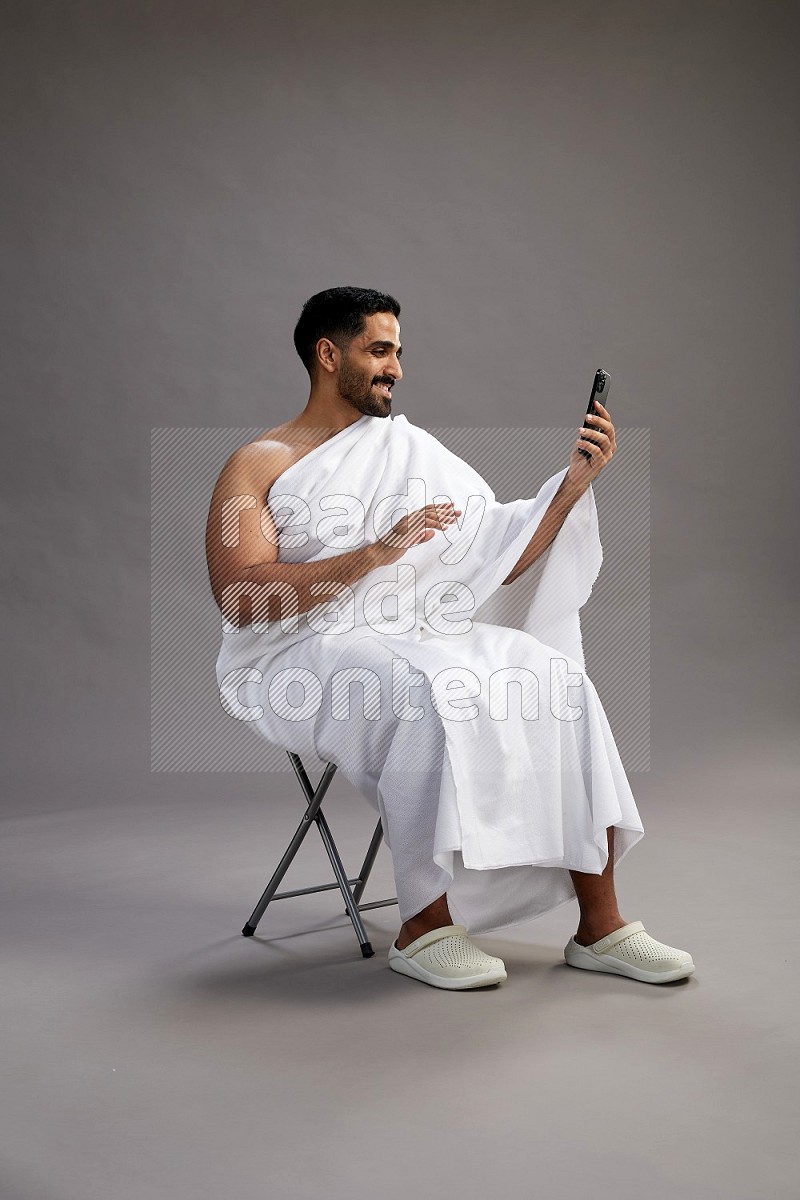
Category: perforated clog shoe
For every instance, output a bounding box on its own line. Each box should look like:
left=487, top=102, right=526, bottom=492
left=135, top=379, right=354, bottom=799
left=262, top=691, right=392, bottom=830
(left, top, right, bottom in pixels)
left=388, top=924, right=507, bottom=990
left=564, top=920, right=695, bottom=984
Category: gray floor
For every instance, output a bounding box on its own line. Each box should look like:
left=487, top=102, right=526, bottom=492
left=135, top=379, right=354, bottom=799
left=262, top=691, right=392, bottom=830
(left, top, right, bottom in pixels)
left=3, top=738, right=798, bottom=1200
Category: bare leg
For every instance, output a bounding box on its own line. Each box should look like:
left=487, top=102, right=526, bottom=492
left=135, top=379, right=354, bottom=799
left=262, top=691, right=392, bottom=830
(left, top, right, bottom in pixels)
left=569, top=826, right=629, bottom=945
left=395, top=826, right=627, bottom=950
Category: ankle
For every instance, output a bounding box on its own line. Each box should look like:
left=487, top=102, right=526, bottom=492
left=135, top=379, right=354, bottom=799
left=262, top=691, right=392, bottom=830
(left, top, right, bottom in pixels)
left=575, top=915, right=627, bottom=945
left=396, top=911, right=452, bottom=951
left=396, top=922, right=437, bottom=950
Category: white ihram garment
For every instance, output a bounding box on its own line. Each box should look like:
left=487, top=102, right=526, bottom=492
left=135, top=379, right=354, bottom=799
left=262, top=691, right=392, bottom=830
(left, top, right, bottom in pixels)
left=214, top=413, right=644, bottom=935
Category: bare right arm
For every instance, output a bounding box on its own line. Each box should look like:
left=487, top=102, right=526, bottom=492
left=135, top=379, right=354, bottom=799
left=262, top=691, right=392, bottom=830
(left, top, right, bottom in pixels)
left=204, top=442, right=460, bottom=627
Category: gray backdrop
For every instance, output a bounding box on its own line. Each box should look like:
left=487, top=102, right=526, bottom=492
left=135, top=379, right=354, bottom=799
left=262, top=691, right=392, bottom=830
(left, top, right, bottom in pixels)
left=2, top=4, right=798, bottom=1200
left=4, top=1, right=796, bottom=806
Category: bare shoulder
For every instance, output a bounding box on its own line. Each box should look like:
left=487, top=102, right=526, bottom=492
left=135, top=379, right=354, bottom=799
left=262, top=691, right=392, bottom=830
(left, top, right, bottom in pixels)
left=211, top=414, right=339, bottom=510
left=215, top=428, right=295, bottom=503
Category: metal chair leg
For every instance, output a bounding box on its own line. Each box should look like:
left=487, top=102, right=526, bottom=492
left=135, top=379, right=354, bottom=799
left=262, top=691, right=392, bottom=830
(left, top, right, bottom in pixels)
left=241, top=753, right=397, bottom=958
left=350, top=818, right=385, bottom=907
left=313, top=808, right=374, bottom=957
left=241, top=759, right=337, bottom=936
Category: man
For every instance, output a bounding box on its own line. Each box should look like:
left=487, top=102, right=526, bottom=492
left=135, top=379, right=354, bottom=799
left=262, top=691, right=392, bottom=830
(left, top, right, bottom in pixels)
left=205, top=286, right=695, bottom=991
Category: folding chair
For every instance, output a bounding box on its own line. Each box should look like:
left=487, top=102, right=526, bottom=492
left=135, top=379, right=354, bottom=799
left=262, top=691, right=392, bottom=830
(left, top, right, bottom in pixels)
left=241, top=751, right=398, bottom=958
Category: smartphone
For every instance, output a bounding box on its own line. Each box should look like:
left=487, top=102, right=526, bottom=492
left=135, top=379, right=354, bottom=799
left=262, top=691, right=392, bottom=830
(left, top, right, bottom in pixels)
left=578, top=368, right=611, bottom=459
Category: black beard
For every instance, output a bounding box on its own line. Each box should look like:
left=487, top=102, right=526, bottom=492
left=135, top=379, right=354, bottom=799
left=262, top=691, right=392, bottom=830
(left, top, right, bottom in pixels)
left=337, top=359, right=393, bottom=418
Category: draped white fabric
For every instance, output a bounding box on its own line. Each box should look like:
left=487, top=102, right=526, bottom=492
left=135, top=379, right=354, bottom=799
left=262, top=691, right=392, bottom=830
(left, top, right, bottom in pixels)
left=215, top=413, right=644, bottom=934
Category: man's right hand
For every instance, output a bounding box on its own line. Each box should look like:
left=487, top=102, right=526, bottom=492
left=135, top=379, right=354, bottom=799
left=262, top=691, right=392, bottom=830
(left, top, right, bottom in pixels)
left=375, top=502, right=462, bottom=566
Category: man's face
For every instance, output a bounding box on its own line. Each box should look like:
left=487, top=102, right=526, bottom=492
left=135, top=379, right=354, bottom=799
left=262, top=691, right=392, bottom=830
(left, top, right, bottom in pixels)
left=334, top=311, right=403, bottom=418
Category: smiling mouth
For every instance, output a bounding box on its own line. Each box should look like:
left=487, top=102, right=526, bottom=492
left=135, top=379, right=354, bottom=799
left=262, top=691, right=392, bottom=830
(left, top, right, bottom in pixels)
left=374, top=383, right=393, bottom=398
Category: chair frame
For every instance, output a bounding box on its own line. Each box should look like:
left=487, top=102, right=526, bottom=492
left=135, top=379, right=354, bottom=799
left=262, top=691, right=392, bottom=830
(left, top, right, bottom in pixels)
left=241, top=751, right=398, bottom=958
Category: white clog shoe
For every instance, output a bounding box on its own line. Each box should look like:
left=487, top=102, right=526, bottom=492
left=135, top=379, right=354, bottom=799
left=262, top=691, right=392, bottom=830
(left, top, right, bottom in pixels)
left=388, top=924, right=507, bottom=990
left=564, top=920, right=695, bottom=984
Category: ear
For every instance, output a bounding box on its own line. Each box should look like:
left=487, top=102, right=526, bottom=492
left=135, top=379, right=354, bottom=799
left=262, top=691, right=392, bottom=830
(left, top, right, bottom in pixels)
left=315, top=337, right=339, bottom=375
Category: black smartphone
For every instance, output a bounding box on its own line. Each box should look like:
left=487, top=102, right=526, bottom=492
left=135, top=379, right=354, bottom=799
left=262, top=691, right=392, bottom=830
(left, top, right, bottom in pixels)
left=578, top=368, right=611, bottom=459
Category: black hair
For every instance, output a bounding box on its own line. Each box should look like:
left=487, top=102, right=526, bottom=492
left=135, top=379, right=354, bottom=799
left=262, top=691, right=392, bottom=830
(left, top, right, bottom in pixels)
left=293, top=286, right=401, bottom=377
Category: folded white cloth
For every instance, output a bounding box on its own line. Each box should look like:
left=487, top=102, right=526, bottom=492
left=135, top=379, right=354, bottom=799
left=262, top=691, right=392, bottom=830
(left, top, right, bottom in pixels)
left=215, top=412, right=644, bottom=934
